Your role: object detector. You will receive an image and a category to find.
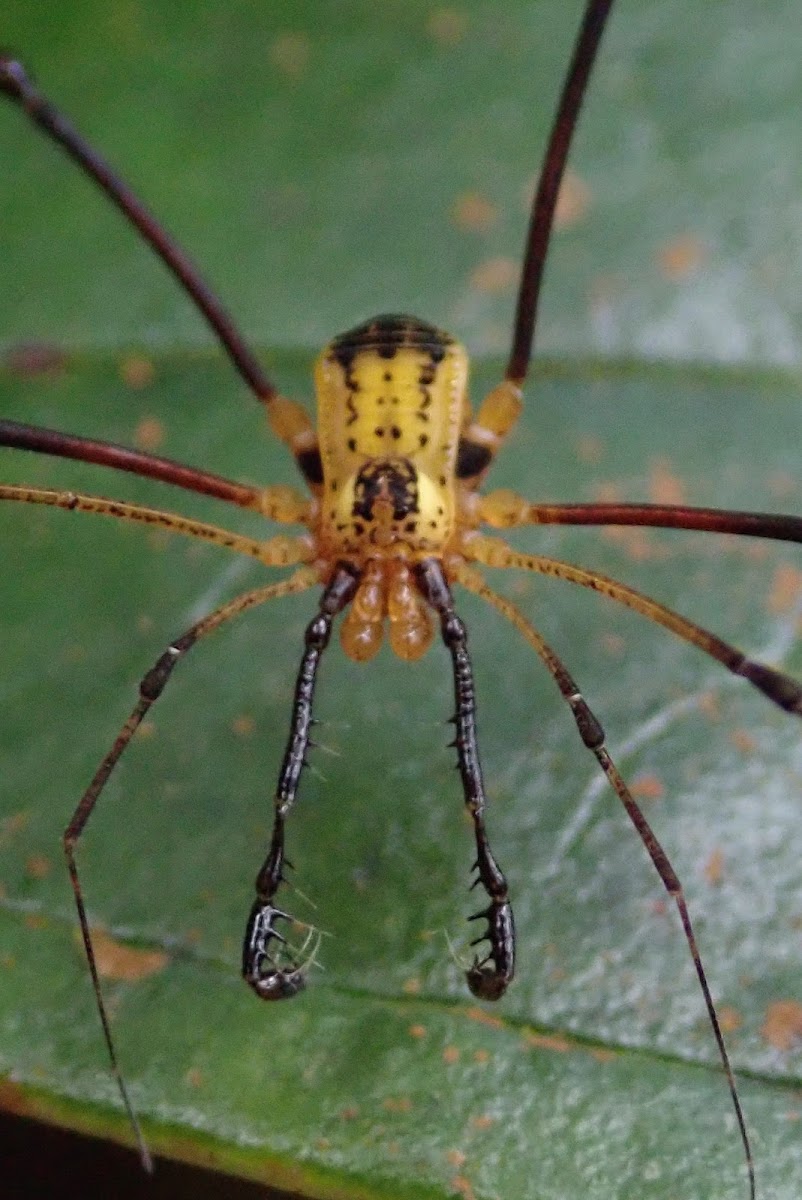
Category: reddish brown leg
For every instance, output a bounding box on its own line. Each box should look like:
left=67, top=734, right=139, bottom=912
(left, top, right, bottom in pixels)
left=479, top=491, right=802, bottom=545
left=0, top=57, right=318, bottom=475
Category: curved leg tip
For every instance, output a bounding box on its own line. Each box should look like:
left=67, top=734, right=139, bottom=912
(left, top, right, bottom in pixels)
left=465, top=897, right=515, bottom=1001
left=466, top=963, right=511, bottom=1002
left=242, top=900, right=319, bottom=1001
left=246, top=966, right=307, bottom=1001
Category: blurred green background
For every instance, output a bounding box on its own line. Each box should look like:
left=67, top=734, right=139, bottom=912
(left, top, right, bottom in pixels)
left=3, top=0, right=802, bottom=366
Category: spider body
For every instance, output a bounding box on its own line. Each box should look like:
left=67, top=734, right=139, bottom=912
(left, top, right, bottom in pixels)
left=310, top=313, right=519, bottom=662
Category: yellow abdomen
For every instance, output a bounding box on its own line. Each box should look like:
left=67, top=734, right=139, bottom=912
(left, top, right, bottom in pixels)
left=313, top=314, right=469, bottom=561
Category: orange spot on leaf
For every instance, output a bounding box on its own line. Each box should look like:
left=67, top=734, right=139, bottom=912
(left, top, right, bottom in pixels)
left=451, top=191, right=498, bottom=233
left=697, top=691, right=721, bottom=722
left=554, top=168, right=591, bottom=229
left=132, top=415, right=164, bottom=452
left=590, top=1047, right=617, bottom=1064
left=729, top=728, right=757, bottom=754
left=464, top=1005, right=504, bottom=1030
left=767, top=563, right=802, bottom=616
left=451, top=1175, right=477, bottom=1200
left=718, top=1005, right=743, bottom=1035
left=761, top=999, right=802, bottom=1052
left=232, top=713, right=256, bottom=738
left=522, top=1030, right=572, bottom=1054
left=703, top=846, right=725, bottom=886
left=657, top=233, right=707, bottom=281
left=631, top=773, right=664, bottom=800
left=25, top=854, right=51, bottom=881
left=469, top=256, right=518, bottom=295
left=120, top=356, right=156, bottom=391
left=90, top=927, right=169, bottom=983
left=648, top=458, right=687, bottom=506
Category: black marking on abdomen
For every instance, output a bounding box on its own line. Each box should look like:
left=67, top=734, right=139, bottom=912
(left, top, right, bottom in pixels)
left=352, top=457, right=419, bottom=522
left=329, top=314, right=454, bottom=369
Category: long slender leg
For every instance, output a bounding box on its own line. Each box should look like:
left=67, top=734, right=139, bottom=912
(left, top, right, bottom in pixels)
left=0, top=58, right=317, bottom=468
left=243, top=564, right=359, bottom=1000
left=443, top=0, right=618, bottom=488
left=413, top=558, right=514, bottom=1001
left=452, top=0, right=617, bottom=485
left=507, top=0, right=615, bottom=385
left=0, top=419, right=314, bottom=515
left=455, top=561, right=755, bottom=1200
left=0, top=58, right=272, bottom=405
left=465, top=532, right=802, bottom=716
left=0, top=483, right=314, bottom=564
left=478, top=492, right=802, bottom=545
left=61, top=567, right=317, bottom=1169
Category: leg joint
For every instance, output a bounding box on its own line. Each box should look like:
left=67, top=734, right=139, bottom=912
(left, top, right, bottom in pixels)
left=140, top=645, right=182, bottom=701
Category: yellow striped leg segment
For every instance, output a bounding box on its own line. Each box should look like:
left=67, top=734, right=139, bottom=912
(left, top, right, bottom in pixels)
left=463, top=533, right=802, bottom=716
left=0, top=484, right=315, bottom=567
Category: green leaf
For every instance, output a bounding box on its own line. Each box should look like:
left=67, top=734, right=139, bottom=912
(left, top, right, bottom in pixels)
left=1, top=3, right=801, bottom=1199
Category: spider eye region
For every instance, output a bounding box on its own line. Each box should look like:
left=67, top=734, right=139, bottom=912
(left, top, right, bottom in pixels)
left=325, top=460, right=453, bottom=557
left=352, top=457, right=418, bottom=522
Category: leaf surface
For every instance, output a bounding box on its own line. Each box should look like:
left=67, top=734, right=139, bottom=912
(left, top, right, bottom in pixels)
left=1, top=2, right=801, bottom=1198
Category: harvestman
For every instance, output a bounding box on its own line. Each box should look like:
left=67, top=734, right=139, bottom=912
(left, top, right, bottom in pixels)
left=1, top=1, right=801, bottom=1193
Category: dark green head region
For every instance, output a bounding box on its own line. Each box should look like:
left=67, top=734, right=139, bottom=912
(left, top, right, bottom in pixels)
left=330, top=314, right=454, bottom=368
